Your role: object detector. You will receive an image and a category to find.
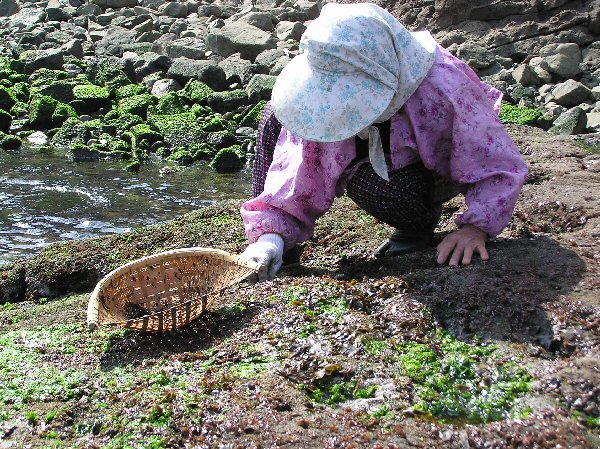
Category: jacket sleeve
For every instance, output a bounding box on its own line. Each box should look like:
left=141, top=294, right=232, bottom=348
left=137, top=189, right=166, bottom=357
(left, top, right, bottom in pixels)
left=241, top=128, right=356, bottom=250
left=448, top=81, right=528, bottom=236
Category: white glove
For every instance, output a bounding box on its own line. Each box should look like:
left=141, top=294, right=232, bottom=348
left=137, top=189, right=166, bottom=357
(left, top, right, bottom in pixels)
left=241, top=233, right=285, bottom=281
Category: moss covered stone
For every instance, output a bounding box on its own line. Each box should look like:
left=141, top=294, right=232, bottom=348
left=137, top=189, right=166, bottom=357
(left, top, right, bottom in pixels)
left=29, top=95, right=57, bottom=129
left=0, top=109, right=11, bottom=133
left=206, top=89, right=249, bottom=113
left=190, top=142, right=217, bottom=160
left=180, top=80, right=213, bottom=104
left=118, top=94, right=155, bottom=118
left=52, top=102, right=78, bottom=126
left=0, top=131, right=22, bottom=150
left=206, top=130, right=237, bottom=150
left=239, top=100, right=267, bottom=129
left=115, top=84, right=146, bottom=100
left=0, top=86, right=16, bottom=111
left=10, top=82, right=29, bottom=102
left=210, top=145, right=244, bottom=173
left=51, top=117, right=90, bottom=146
left=149, top=113, right=206, bottom=148
left=156, top=92, right=186, bottom=114
left=72, top=84, right=111, bottom=113
left=167, top=148, right=195, bottom=166
left=29, top=69, right=69, bottom=87
left=106, top=112, right=144, bottom=134
left=201, top=115, right=230, bottom=133
left=10, top=101, right=28, bottom=118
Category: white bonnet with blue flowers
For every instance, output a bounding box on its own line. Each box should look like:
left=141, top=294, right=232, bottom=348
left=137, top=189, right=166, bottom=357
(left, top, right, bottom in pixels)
left=271, top=3, right=437, bottom=178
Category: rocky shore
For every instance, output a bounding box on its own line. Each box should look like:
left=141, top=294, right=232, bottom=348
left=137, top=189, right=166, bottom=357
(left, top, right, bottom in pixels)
left=0, top=0, right=598, bottom=173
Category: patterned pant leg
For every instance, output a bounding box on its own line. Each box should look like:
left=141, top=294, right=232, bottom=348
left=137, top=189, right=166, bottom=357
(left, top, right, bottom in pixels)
left=252, top=101, right=282, bottom=198
left=346, top=162, right=441, bottom=234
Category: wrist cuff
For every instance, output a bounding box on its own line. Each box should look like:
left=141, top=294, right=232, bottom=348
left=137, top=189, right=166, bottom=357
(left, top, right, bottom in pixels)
left=257, top=233, right=285, bottom=253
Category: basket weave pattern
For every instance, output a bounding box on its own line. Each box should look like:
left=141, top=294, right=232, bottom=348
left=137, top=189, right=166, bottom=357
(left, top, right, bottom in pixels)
left=87, top=248, right=260, bottom=332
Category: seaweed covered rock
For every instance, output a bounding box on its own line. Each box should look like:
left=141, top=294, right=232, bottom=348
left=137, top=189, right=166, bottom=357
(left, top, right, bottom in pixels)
left=246, top=74, right=276, bottom=103
left=72, top=84, right=111, bottom=114
left=37, top=80, right=78, bottom=103
left=9, top=82, right=29, bottom=103
left=206, top=89, right=249, bottom=113
left=167, top=147, right=195, bottom=166
left=85, top=57, right=133, bottom=93
left=105, top=111, right=144, bottom=134
left=155, top=92, right=187, bottom=114
left=206, top=130, right=237, bottom=150
left=0, top=131, right=22, bottom=150
left=0, top=108, right=11, bottom=133
left=115, top=84, right=147, bottom=100
left=29, top=94, right=57, bottom=128
left=149, top=112, right=206, bottom=148
left=0, top=85, right=16, bottom=111
left=28, top=68, right=69, bottom=87
left=52, top=102, right=78, bottom=126
left=117, top=93, right=155, bottom=118
left=201, top=115, right=230, bottom=132
left=209, top=144, right=244, bottom=173
left=51, top=117, right=90, bottom=146
left=239, top=100, right=266, bottom=129
left=180, top=80, right=213, bottom=105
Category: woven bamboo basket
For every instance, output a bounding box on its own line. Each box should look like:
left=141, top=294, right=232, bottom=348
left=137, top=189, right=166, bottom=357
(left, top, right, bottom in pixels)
left=87, top=248, right=261, bottom=332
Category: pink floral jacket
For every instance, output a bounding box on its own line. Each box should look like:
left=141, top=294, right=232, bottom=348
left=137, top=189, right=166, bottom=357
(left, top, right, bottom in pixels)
left=241, top=46, right=528, bottom=250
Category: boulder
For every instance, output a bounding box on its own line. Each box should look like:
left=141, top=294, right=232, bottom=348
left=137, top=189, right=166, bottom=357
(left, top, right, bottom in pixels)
left=0, top=0, right=19, bottom=17
left=548, top=107, right=586, bottom=135
left=164, top=37, right=206, bottom=60
left=64, top=39, right=84, bottom=59
left=245, top=74, right=276, bottom=103
left=551, top=79, right=592, bottom=107
left=95, top=26, right=137, bottom=56
left=456, top=41, right=494, bottom=69
left=7, top=7, right=45, bottom=29
left=539, top=43, right=582, bottom=78
left=238, top=11, right=274, bottom=32
left=206, top=22, right=277, bottom=61
left=75, top=3, right=102, bottom=16
left=197, top=3, right=237, bottom=19
left=159, top=1, right=188, bottom=18
left=206, top=90, right=249, bottom=113
left=23, top=49, right=64, bottom=74
left=91, top=0, right=137, bottom=8
left=512, top=64, right=542, bottom=87
left=275, top=21, right=306, bottom=41
left=586, top=112, right=600, bottom=132
left=218, top=53, right=253, bottom=85
left=46, top=2, right=72, bottom=21
left=167, top=57, right=226, bottom=90
left=151, top=79, right=181, bottom=97
left=131, top=52, right=171, bottom=80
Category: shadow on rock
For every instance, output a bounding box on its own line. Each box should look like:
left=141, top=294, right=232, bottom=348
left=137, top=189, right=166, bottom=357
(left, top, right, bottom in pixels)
left=312, top=235, right=587, bottom=351
left=99, top=304, right=260, bottom=370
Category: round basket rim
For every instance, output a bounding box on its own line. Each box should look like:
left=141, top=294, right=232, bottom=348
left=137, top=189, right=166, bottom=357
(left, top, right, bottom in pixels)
left=86, top=247, right=261, bottom=330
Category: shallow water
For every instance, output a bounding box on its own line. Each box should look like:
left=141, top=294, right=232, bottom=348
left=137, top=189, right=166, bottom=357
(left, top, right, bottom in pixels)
left=0, top=145, right=252, bottom=265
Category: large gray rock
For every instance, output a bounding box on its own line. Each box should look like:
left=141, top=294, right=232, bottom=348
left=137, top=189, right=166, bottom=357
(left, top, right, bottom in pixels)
left=8, top=7, right=45, bottom=28
left=0, top=0, right=19, bottom=17
left=132, top=51, right=171, bottom=80
left=164, top=37, right=206, bottom=60
left=586, top=112, right=600, bottom=132
left=23, top=48, right=64, bottom=74
left=528, top=56, right=553, bottom=84
left=218, top=53, right=253, bottom=84
left=245, top=74, right=276, bottom=103
left=197, top=3, right=237, bottom=19
left=539, top=43, right=582, bottom=78
left=75, top=3, right=102, bottom=16
left=64, top=39, right=84, bottom=59
left=275, top=21, right=306, bottom=41
left=151, top=79, right=181, bottom=97
left=512, top=64, right=542, bottom=87
left=456, top=41, right=494, bottom=69
left=255, top=48, right=285, bottom=68
left=270, top=55, right=291, bottom=76
left=159, top=1, right=188, bottom=18
left=92, top=0, right=137, bottom=8
left=46, top=1, right=72, bottom=21
left=151, top=33, right=178, bottom=54
left=549, top=107, right=587, bottom=135
left=238, top=11, right=274, bottom=32
left=582, top=42, right=600, bottom=71
left=206, top=22, right=277, bottom=61
left=167, top=57, right=226, bottom=90
left=551, top=79, right=592, bottom=107
left=95, top=26, right=137, bottom=55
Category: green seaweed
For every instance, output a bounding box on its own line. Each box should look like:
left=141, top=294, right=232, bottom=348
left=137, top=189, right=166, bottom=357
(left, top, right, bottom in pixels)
left=499, top=103, right=543, bottom=125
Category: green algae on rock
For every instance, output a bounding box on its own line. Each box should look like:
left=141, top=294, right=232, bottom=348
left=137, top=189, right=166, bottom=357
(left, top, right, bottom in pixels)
left=210, top=145, right=245, bottom=173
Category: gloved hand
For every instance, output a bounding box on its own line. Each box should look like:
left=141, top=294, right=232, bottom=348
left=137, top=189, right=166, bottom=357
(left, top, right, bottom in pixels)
left=241, top=233, right=285, bottom=281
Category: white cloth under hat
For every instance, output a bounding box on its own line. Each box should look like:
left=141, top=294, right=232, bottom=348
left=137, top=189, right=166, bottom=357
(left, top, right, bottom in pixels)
left=271, top=3, right=437, bottom=179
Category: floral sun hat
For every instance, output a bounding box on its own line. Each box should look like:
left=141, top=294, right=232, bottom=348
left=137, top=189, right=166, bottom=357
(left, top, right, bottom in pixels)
left=271, top=2, right=437, bottom=143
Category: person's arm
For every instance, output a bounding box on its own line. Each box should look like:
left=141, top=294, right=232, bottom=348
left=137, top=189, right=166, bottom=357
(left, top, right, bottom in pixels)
left=436, top=81, right=528, bottom=265
left=241, top=128, right=355, bottom=276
